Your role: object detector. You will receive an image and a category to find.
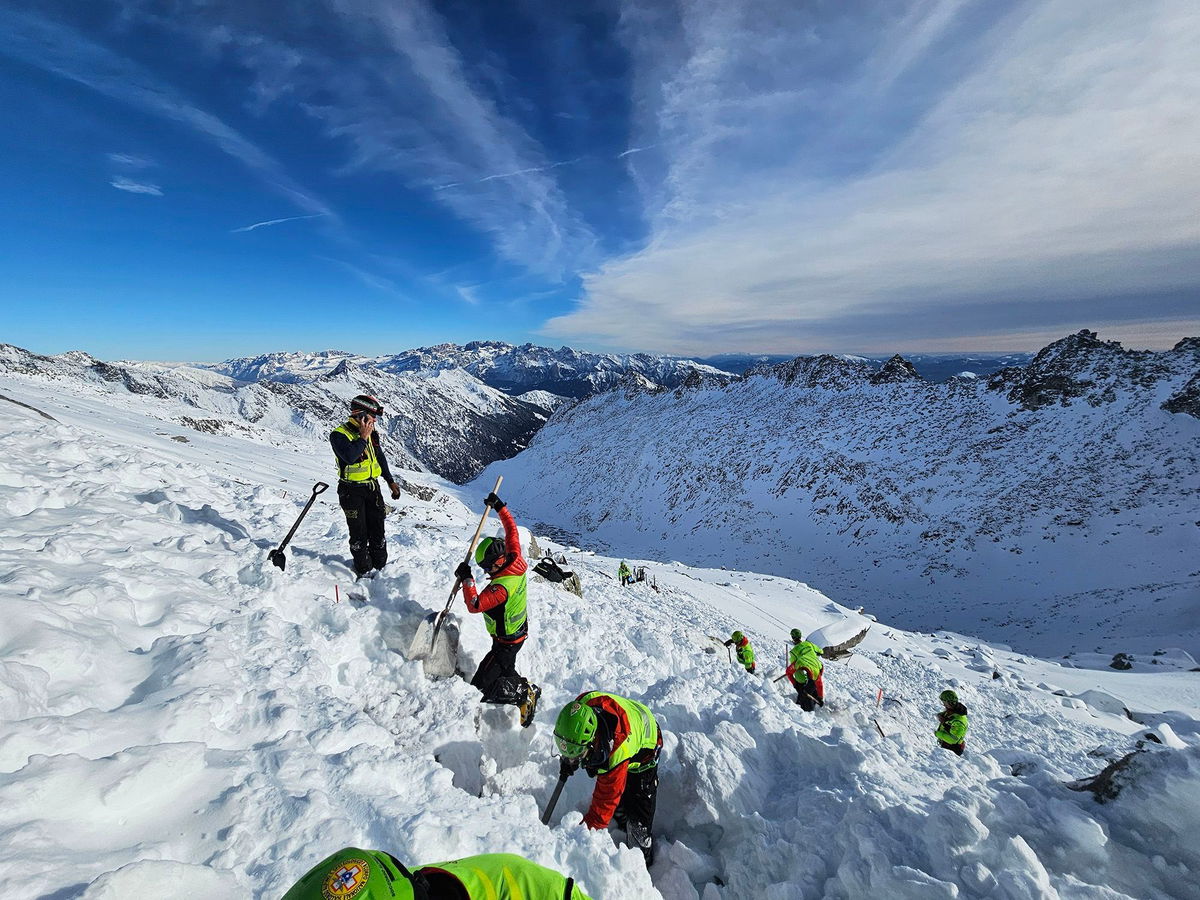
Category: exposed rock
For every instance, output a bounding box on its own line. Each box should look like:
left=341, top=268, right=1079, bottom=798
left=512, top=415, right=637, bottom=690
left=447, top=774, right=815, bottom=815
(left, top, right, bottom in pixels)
left=869, top=355, right=923, bottom=385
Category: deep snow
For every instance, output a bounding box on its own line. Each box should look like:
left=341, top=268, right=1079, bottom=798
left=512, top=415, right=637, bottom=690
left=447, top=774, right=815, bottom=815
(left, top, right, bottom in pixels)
left=1, top=380, right=1199, bottom=899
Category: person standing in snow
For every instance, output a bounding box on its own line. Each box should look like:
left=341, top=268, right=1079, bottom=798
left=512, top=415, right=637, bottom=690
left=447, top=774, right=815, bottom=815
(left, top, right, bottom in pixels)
left=934, top=689, right=969, bottom=755
left=724, top=630, right=756, bottom=673
left=454, top=492, right=541, bottom=727
left=280, top=846, right=592, bottom=899
left=330, top=394, right=401, bottom=578
left=786, top=628, right=825, bottom=711
left=618, top=561, right=632, bottom=586
left=552, top=691, right=662, bottom=864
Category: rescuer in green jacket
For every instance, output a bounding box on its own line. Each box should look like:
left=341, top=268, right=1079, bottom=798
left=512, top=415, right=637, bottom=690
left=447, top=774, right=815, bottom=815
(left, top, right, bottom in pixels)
left=723, top=630, right=756, bottom=673
left=618, top=561, right=632, bottom=586
left=330, top=394, right=401, bottom=577
left=786, top=628, right=825, bottom=711
left=279, top=847, right=592, bottom=900
left=553, top=691, right=663, bottom=864
left=935, top=689, right=969, bottom=755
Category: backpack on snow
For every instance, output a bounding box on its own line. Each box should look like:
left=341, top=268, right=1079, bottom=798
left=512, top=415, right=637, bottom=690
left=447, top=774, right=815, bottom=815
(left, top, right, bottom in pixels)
left=533, top=555, right=574, bottom=584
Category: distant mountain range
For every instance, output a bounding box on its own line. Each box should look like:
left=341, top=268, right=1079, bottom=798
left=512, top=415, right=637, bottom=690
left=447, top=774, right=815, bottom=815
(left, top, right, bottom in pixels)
left=697, top=352, right=1035, bottom=381
left=475, top=331, right=1200, bottom=655
left=209, top=341, right=734, bottom=399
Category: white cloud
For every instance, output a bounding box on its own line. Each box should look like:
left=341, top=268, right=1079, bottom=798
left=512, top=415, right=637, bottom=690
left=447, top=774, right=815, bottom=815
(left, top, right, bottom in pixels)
left=107, top=152, right=155, bottom=168
left=547, top=0, right=1200, bottom=353
left=1, top=8, right=336, bottom=223
left=110, top=177, right=162, bottom=195
left=231, top=213, right=328, bottom=233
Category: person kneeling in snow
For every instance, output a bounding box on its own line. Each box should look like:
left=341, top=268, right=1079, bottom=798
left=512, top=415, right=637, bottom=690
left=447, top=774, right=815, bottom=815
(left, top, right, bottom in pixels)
left=454, top=492, right=540, bottom=728
left=786, top=628, right=825, bottom=711
left=934, top=689, right=968, bottom=755
left=724, top=630, right=756, bottom=673
left=280, top=846, right=592, bottom=899
left=553, top=691, right=663, bottom=865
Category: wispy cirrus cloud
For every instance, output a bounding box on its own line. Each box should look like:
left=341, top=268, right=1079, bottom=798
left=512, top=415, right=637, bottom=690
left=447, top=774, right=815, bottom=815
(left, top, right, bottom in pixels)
left=0, top=7, right=336, bottom=223
left=231, top=213, right=328, bottom=234
left=107, top=152, right=155, bottom=168
left=546, top=0, right=1200, bottom=353
left=110, top=176, right=162, bottom=196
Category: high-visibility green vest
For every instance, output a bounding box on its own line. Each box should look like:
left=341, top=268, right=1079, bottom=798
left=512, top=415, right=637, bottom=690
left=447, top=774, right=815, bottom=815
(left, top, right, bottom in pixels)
left=422, top=853, right=592, bottom=900
left=736, top=640, right=755, bottom=670
left=935, top=712, right=968, bottom=744
left=333, top=422, right=381, bottom=482
left=484, top=573, right=527, bottom=639
left=579, top=692, right=659, bottom=774
left=788, top=641, right=823, bottom=681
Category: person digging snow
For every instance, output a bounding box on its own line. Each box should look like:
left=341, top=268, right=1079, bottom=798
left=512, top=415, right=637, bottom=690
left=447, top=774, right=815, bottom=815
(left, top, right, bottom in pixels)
left=934, top=689, right=969, bottom=756
left=454, top=492, right=541, bottom=727
left=330, top=394, right=402, bottom=578
left=618, top=561, right=632, bottom=586
left=552, top=691, right=663, bottom=865
left=280, top=846, right=592, bottom=899
left=724, top=630, right=756, bottom=673
left=786, top=628, right=825, bottom=711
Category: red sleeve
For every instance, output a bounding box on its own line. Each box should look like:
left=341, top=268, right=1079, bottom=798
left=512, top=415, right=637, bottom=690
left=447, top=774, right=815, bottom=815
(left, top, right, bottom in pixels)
left=584, top=760, right=629, bottom=829
left=582, top=696, right=634, bottom=829
left=785, top=661, right=798, bottom=686
left=461, top=579, right=508, bottom=614
left=497, top=506, right=526, bottom=568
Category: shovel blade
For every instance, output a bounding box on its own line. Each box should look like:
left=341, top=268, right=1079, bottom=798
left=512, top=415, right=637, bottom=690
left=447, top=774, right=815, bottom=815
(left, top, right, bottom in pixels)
left=268, top=549, right=286, bottom=570
left=409, top=612, right=459, bottom=677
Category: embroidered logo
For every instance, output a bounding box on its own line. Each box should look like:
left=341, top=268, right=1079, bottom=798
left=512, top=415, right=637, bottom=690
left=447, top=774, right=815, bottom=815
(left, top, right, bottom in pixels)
left=323, top=858, right=370, bottom=898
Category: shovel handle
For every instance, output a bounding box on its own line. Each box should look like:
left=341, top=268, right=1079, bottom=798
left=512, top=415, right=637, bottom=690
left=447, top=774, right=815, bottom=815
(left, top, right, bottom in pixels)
left=541, top=770, right=569, bottom=825
left=430, top=475, right=503, bottom=646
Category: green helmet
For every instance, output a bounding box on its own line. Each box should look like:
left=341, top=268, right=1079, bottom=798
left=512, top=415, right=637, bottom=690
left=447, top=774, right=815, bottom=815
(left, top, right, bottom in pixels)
left=939, top=689, right=959, bottom=705
left=553, top=700, right=598, bottom=759
left=790, top=628, right=803, bottom=643
left=732, top=630, right=744, bottom=642
left=475, top=536, right=505, bottom=568
left=280, top=847, right=415, bottom=900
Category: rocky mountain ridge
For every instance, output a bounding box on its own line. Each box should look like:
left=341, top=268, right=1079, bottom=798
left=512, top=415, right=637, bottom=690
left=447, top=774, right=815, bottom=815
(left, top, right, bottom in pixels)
left=208, top=340, right=735, bottom=399
left=0, top=344, right=544, bottom=483
left=476, top=331, right=1200, bottom=656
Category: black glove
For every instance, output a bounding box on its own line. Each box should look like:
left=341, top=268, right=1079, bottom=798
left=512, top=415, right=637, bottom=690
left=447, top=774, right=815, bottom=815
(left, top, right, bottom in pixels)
left=484, top=492, right=506, bottom=511
left=723, top=639, right=734, bottom=647
left=559, top=757, right=579, bottom=778
left=455, top=561, right=474, bottom=582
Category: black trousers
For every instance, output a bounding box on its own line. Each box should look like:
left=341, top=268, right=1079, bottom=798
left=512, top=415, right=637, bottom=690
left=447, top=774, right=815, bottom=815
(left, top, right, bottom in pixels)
left=615, top=766, right=659, bottom=831
left=471, top=639, right=527, bottom=705
left=338, top=481, right=387, bottom=575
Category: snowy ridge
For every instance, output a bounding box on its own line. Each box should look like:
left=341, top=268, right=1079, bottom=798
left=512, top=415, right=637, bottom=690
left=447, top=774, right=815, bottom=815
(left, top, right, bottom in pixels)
left=211, top=341, right=736, bottom=399
left=1, top=380, right=1198, bottom=898
left=475, top=331, right=1200, bottom=658
left=0, top=344, right=544, bottom=483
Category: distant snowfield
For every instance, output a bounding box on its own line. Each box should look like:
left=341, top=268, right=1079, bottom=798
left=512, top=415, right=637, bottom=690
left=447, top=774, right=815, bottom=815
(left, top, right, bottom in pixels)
left=1, top=380, right=1199, bottom=899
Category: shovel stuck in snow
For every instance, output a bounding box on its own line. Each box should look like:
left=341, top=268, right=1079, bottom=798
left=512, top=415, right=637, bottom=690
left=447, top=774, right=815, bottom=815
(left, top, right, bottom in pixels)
left=408, top=475, right=502, bottom=677
left=268, top=482, right=329, bottom=571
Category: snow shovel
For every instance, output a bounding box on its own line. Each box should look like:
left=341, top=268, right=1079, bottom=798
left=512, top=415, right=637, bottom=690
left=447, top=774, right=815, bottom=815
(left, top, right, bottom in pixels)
left=409, top=475, right=502, bottom=676
left=268, top=482, right=329, bottom=571
left=541, top=765, right=573, bottom=825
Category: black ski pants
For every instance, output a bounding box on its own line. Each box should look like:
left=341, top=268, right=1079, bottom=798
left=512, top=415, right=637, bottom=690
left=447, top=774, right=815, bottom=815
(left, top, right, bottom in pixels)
left=471, top=638, right=528, bottom=705
left=795, top=680, right=822, bottom=712
left=337, top=480, right=387, bottom=575
left=616, top=765, right=659, bottom=832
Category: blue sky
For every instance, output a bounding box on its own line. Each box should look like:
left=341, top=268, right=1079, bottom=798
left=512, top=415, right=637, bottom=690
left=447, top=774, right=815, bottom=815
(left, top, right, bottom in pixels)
left=1, top=0, right=1197, bottom=362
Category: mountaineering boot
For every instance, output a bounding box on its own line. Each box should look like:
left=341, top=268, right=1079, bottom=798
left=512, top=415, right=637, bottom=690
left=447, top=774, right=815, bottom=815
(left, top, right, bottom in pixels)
left=519, top=682, right=541, bottom=728
left=627, top=820, right=654, bottom=865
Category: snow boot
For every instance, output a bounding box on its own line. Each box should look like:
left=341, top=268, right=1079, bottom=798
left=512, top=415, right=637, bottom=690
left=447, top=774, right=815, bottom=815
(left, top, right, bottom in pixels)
left=519, top=683, right=541, bottom=728
left=627, top=820, right=654, bottom=865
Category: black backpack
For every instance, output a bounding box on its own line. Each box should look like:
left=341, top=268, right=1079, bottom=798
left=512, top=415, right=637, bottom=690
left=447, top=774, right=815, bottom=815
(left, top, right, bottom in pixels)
left=533, top=555, right=574, bottom=583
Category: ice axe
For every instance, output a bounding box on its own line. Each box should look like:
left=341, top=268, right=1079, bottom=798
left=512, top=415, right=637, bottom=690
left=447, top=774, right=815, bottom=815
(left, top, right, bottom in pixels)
left=268, top=482, right=329, bottom=570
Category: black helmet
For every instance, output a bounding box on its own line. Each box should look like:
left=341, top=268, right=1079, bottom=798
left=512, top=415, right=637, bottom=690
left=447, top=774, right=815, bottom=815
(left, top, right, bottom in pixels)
left=350, top=394, right=384, bottom=416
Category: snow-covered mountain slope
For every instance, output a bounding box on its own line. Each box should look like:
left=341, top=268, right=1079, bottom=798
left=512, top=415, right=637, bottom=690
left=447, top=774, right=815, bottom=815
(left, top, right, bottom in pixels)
left=0, top=344, right=545, bottom=483
left=1, top=385, right=1198, bottom=899
left=475, top=331, right=1200, bottom=659
left=212, top=341, right=736, bottom=399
